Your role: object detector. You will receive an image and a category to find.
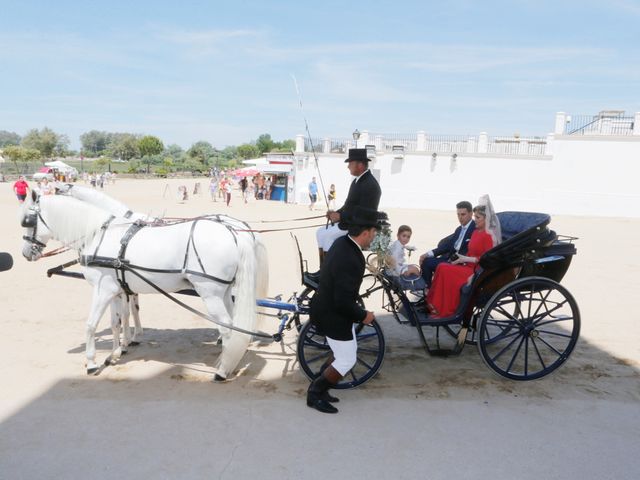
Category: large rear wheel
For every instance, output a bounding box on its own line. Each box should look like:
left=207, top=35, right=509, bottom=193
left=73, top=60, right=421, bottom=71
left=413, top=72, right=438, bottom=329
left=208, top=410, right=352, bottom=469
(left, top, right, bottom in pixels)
left=477, top=277, right=580, bottom=380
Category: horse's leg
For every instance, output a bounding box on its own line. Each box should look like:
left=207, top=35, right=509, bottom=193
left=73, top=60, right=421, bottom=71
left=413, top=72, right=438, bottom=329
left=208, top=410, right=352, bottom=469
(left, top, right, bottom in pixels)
left=130, top=294, right=143, bottom=345
left=215, top=289, right=234, bottom=345
left=86, top=282, right=119, bottom=374
left=191, top=281, right=241, bottom=381
left=107, top=298, right=124, bottom=364
left=118, top=295, right=131, bottom=353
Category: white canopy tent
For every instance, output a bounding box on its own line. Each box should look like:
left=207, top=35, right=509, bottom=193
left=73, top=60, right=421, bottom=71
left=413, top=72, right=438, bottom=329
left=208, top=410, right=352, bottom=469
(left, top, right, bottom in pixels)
left=44, top=160, right=78, bottom=174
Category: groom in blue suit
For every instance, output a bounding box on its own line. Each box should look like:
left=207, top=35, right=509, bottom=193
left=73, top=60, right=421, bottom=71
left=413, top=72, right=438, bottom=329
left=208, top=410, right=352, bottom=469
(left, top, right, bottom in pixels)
left=419, top=201, right=475, bottom=288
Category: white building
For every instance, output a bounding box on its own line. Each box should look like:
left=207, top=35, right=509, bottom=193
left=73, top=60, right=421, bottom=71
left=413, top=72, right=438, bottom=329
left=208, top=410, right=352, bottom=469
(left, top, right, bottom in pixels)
left=290, top=111, right=640, bottom=218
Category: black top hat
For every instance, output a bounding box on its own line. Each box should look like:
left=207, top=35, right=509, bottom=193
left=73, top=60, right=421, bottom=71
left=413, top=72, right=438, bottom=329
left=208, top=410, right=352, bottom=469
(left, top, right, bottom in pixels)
left=344, top=148, right=371, bottom=163
left=341, top=206, right=390, bottom=230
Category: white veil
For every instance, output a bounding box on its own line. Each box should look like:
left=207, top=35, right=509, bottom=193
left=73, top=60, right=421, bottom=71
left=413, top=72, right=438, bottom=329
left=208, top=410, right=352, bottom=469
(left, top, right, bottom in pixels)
left=478, top=194, right=502, bottom=245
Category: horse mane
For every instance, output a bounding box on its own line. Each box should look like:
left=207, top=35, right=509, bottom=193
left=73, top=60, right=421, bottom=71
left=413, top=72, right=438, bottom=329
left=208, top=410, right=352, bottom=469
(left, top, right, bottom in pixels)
left=62, top=184, right=131, bottom=217
left=39, top=195, right=116, bottom=249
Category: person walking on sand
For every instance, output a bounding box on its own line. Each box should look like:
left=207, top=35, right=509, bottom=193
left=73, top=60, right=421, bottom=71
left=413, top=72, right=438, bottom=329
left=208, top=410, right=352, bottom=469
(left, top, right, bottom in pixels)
left=225, top=178, right=233, bottom=206
left=309, top=177, right=318, bottom=210
left=13, top=175, right=30, bottom=202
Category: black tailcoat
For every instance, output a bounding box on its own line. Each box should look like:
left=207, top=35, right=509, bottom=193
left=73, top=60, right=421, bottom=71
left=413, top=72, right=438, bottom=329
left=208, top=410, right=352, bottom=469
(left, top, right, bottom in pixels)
left=337, top=169, right=381, bottom=225
left=310, top=236, right=367, bottom=340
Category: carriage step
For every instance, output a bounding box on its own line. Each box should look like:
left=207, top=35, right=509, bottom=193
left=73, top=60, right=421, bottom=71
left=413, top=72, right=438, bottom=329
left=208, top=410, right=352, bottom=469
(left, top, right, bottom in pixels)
left=415, top=309, right=461, bottom=326
left=428, top=348, right=463, bottom=357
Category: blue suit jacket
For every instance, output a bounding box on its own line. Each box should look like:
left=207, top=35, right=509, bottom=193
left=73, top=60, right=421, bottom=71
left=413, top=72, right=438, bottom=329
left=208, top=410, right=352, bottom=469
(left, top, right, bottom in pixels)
left=432, top=221, right=476, bottom=259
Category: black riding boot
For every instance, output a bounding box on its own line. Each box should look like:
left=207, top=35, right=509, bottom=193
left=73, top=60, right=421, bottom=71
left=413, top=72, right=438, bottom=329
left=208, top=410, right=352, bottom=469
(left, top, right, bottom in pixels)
left=307, top=366, right=342, bottom=414
left=319, top=358, right=339, bottom=403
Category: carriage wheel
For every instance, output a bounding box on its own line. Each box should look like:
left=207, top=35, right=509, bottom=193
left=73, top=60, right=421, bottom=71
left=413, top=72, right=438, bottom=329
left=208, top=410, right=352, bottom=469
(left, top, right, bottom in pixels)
left=477, top=276, right=580, bottom=381
left=297, top=319, right=386, bottom=389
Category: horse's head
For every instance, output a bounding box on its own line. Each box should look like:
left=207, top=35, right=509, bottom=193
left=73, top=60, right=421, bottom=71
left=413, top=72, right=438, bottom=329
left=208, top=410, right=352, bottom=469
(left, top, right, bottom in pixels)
left=20, top=191, right=52, bottom=261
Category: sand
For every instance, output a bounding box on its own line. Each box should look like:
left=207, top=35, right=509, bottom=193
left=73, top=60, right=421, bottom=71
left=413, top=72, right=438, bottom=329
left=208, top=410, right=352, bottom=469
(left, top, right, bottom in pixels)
left=0, top=177, right=638, bottom=479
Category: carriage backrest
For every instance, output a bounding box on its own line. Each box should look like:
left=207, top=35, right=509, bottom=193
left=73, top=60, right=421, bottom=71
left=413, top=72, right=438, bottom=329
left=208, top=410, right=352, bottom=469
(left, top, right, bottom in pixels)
left=480, top=211, right=555, bottom=269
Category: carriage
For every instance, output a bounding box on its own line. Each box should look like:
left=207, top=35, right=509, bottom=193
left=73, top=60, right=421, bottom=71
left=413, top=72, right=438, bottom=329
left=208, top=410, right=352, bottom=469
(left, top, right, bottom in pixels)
left=263, top=211, right=580, bottom=388
left=23, top=189, right=579, bottom=385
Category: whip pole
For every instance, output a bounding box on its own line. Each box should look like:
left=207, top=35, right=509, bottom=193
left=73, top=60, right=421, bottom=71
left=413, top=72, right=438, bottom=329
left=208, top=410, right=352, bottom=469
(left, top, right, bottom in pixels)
left=291, top=74, right=329, bottom=210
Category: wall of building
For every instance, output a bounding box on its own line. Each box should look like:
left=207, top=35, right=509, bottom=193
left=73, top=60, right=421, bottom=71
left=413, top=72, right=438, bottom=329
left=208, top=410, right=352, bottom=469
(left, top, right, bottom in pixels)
left=292, top=134, right=640, bottom=218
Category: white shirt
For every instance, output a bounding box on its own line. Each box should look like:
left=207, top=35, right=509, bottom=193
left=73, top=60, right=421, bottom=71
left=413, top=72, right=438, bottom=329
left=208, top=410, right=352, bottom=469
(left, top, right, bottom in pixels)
left=388, top=240, right=408, bottom=276
left=453, top=220, right=473, bottom=252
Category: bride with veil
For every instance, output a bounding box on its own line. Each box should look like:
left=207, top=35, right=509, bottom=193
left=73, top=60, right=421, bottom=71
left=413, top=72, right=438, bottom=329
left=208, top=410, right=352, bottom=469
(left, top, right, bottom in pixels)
left=426, top=194, right=501, bottom=318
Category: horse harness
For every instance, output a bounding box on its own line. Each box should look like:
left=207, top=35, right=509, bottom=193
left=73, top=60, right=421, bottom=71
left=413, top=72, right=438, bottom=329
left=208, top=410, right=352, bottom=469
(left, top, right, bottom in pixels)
left=79, top=216, right=248, bottom=298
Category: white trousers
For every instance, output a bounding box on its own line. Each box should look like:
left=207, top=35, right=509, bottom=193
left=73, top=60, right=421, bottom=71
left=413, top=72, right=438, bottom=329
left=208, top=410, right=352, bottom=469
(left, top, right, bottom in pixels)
left=326, top=325, right=358, bottom=376
left=316, top=224, right=348, bottom=251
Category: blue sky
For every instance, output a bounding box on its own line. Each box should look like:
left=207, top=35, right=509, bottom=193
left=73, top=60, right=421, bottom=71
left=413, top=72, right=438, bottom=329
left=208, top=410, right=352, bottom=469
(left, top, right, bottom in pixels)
left=1, top=0, right=638, bottom=149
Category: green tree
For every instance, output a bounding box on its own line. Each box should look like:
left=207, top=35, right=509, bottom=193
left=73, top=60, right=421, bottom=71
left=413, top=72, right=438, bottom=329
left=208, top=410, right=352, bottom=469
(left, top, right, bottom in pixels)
left=164, top=144, right=184, bottom=159
left=80, top=130, right=111, bottom=156
left=187, top=141, right=215, bottom=166
left=108, top=133, right=140, bottom=161
left=138, top=135, right=164, bottom=157
left=255, top=133, right=275, bottom=155
left=276, top=139, right=296, bottom=152
left=95, top=157, right=110, bottom=171
left=0, top=130, right=21, bottom=147
left=3, top=145, right=41, bottom=173
left=137, top=136, right=164, bottom=174
left=21, top=127, right=66, bottom=159
left=237, top=143, right=260, bottom=160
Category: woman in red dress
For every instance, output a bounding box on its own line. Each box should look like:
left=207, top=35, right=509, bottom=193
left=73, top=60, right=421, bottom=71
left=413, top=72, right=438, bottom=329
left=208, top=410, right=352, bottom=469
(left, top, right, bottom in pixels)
left=426, top=198, right=500, bottom=317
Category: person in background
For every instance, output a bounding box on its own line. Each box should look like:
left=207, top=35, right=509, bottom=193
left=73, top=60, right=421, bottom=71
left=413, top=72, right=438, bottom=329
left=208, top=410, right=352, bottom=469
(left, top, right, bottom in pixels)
left=327, top=183, right=337, bottom=210
left=308, top=177, right=318, bottom=210
left=239, top=177, right=249, bottom=203
left=39, top=178, right=55, bottom=195
left=13, top=175, right=30, bottom=202
left=209, top=177, right=218, bottom=202
left=225, top=177, right=233, bottom=206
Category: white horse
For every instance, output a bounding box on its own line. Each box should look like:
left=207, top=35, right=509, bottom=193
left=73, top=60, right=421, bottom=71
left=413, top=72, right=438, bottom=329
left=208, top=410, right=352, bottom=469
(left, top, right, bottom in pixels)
left=56, top=184, right=271, bottom=352
left=21, top=192, right=269, bottom=380
left=56, top=184, right=149, bottom=353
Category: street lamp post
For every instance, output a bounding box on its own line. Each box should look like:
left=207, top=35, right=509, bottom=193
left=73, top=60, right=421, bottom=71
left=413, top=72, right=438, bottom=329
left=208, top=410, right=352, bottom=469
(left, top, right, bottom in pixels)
left=352, top=129, right=361, bottom=149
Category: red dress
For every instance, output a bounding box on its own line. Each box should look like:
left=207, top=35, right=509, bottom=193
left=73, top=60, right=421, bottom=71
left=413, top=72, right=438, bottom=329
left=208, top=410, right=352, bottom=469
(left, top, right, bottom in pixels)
left=426, top=230, right=494, bottom=317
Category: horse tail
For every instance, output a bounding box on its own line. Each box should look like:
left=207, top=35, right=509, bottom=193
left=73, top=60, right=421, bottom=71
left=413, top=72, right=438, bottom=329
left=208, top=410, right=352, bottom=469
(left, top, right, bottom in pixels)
left=254, top=234, right=270, bottom=333
left=216, top=233, right=257, bottom=378
left=254, top=234, right=269, bottom=300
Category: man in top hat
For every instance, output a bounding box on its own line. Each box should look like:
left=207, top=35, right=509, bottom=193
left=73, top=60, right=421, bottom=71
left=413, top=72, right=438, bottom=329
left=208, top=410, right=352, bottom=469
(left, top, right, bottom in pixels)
left=315, top=148, right=382, bottom=266
left=307, top=206, right=389, bottom=414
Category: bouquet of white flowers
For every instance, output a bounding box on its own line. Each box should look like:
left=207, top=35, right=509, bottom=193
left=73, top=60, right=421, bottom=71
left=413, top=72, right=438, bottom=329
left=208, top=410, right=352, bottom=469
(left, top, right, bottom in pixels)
left=368, top=224, right=392, bottom=271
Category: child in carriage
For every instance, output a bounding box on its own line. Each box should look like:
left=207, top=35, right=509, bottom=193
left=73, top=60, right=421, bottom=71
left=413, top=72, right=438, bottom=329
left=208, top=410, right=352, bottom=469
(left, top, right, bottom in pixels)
left=387, top=225, right=424, bottom=291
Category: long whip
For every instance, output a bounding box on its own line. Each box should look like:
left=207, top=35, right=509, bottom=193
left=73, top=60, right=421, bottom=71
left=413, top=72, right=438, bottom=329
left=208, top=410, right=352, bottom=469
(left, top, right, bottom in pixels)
left=291, top=74, right=329, bottom=210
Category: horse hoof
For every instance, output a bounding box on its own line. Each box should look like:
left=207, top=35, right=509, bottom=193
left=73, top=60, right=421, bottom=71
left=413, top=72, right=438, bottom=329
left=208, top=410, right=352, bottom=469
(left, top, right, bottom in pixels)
left=216, top=338, right=223, bottom=346
left=129, top=341, right=140, bottom=346
left=213, top=374, right=227, bottom=382
left=87, top=367, right=99, bottom=375
left=104, top=358, right=112, bottom=366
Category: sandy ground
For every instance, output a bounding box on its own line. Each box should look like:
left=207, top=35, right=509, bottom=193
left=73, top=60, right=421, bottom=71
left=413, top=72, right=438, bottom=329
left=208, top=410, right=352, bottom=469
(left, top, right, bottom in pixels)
left=0, top=177, right=639, bottom=480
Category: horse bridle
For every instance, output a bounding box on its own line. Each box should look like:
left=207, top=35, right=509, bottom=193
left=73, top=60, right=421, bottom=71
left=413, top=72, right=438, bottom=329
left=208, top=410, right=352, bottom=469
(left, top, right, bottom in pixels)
left=22, top=201, right=49, bottom=252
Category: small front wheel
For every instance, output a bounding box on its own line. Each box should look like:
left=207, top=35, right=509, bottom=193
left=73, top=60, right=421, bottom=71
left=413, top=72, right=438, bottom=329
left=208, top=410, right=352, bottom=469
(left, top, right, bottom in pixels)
left=297, top=319, right=386, bottom=389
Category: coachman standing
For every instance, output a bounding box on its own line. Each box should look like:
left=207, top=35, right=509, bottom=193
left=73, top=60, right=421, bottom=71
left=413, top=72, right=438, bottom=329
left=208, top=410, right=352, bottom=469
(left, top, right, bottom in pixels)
left=307, top=206, right=389, bottom=414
